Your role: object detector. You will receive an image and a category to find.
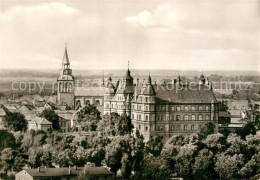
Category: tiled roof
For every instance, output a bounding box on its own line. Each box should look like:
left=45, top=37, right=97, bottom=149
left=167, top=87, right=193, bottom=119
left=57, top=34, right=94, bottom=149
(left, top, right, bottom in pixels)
left=75, top=87, right=105, bottom=97
left=153, top=84, right=218, bottom=104
left=24, top=168, right=82, bottom=177
left=22, top=167, right=113, bottom=177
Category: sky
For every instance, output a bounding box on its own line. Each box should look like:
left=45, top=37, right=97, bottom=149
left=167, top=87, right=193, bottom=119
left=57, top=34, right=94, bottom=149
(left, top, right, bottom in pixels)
left=0, top=0, right=259, bottom=71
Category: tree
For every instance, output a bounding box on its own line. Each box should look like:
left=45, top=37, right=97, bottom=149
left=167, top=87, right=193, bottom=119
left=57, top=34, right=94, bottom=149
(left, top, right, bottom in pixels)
left=0, top=130, right=16, bottom=151
left=236, top=122, right=256, bottom=140
left=192, top=149, right=215, bottom=179
left=199, top=122, right=215, bottom=140
left=4, top=112, right=27, bottom=132
left=146, top=136, right=164, bottom=156
left=40, top=109, right=60, bottom=130
left=0, top=148, right=15, bottom=174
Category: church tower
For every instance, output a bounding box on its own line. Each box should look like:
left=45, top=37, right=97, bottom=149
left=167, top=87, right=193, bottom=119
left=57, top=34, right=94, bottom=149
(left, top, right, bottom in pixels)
left=57, top=45, right=75, bottom=109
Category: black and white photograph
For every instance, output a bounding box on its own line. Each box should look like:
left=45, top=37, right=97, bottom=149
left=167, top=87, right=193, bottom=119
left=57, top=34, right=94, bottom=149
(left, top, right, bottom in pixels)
left=0, top=0, right=259, bottom=179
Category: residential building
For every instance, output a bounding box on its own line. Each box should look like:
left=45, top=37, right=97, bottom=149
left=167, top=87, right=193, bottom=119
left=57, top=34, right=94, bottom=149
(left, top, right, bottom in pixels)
left=28, top=117, right=52, bottom=131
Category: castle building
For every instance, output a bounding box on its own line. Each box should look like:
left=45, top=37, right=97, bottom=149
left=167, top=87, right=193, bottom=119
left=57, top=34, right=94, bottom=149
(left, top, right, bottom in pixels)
left=57, top=47, right=105, bottom=111
left=104, top=68, right=219, bottom=142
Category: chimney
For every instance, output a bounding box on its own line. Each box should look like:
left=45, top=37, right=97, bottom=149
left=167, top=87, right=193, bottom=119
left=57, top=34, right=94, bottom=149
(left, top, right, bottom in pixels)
left=38, top=167, right=40, bottom=172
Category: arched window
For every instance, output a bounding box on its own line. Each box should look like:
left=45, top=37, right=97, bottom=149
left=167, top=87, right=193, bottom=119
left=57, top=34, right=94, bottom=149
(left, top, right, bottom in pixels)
left=191, top=106, right=196, bottom=111
left=206, top=115, right=210, bottom=120
left=86, top=100, right=90, bottom=105
left=184, top=115, right=189, bottom=120
left=145, top=126, right=148, bottom=131
left=198, top=114, right=203, bottom=120
left=59, top=82, right=62, bottom=92
left=139, top=115, right=141, bottom=120
left=160, top=126, right=164, bottom=131
left=171, top=106, right=175, bottom=111
left=199, top=106, right=203, bottom=111
left=75, top=100, right=81, bottom=110
left=191, top=125, right=194, bottom=130
left=145, top=115, right=148, bottom=121
left=176, top=106, right=181, bottom=111
left=184, top=125, right=187, bottom=130
left=205, top=106, right=210, bottom=111
left=139, top=125, right=141, bottom=130
left=184, top=106, right=189, bottom=111
left=145, top=106, right=148, bottom=111
left=176, top=115, right=181, bottom=121
left=171, top=125, right=175, bottom=131
left=191, top=115, right=196, bottom=121
left=96, top=100, right=100, bottom=105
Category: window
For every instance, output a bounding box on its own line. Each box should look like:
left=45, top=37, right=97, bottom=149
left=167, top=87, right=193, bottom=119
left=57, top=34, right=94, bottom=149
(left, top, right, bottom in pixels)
left=139, top=115, right=141, bottom=120
left=157, top=126, right=160, bottom=131
left=184, top=106, right=189, bottom=111
left=145, top=126, right=148, bottom=131
left=177, top=106, right=181, bottom=111
left=145, top=106, right=148, bottom=111
left=176, top=115, right=181, bottom=121
left=145, top=115, right=148, bottom=121
left=145, top=97, right=148, bottom=102
left=132, top=114, right=134, bottom=119
left=171, top=106, right=175, bottom=111
left=205, top=106, right=210, bottom=111
left=199, top=106, right=203, bottom=111
left=191, top=125, right=194, bottom=130
left=198, top=114, right=203, bottom=120
left=206, top=115, right=210, bottom=120
left=161, top=106, right=164, bottom=111
left=106, top=103, right=109, bottom=108
left=171, top=125, right=175, bottom=131
left=161, top=115, right=163, bottom=121
left=199, top=125, right=202, bottom=130
left=139, top=125, right=141, bottom=130
left=171, top=115, right=174, bottom=120
left=160, top=126, right=164, bottom=131
left=184, top=125, right=187, bottom=130
left=191, top=106, right=196, bottom=111
left=132, top=105, right=134, bottom=109
left=184, top=115, right=189, bottom=120
left=176, top=125, right=180, bottom=130
left=191, top=115, right=196, bottom=121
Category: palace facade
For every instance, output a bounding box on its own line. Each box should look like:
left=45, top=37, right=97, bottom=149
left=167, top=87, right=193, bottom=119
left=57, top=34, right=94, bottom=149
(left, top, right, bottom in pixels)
left=104, top=68, right=219, bottom=141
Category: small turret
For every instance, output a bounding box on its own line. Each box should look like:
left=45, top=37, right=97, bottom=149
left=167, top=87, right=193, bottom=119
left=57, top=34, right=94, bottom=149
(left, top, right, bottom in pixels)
left=199, top=73, right=206, bottom=85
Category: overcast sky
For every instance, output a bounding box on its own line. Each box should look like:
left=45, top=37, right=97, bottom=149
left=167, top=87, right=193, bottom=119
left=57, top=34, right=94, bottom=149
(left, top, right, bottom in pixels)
left=0, top=0, right=259, bottom=71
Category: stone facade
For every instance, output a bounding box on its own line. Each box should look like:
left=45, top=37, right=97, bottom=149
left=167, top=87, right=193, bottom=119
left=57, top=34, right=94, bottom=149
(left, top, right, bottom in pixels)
left=104, top=69, right=219, bottom=142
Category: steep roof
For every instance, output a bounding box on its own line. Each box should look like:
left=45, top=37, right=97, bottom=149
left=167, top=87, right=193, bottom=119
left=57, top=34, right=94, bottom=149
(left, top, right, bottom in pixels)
left=30, top=117, right=52, bottom=125
left=154, top=84, right=218, bottom=104
left=0, top=108, right=6, bottom=116
left=62, top=47, right=70, bottom=65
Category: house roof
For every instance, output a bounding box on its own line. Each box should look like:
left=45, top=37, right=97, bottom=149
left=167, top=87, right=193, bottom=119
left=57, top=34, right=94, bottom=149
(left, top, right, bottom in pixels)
left=21, top=167, right=113, bottom=177
left=58, top=113, right=73, bottom=120
left=30, top=117, right=52, bottom=125
left=0, top=108, right=6, bottom=116
left=153, top=84, right=217, bottom=104
left=23, top=168, right=82, bottom=177
left=219, top=111, right=231, bottom=118
left=84, top=167, right=114, bottom=175
left=75, top=87, right=105, bottom=97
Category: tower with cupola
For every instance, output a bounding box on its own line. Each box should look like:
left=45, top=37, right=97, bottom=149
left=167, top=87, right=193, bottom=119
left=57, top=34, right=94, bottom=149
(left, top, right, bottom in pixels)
left=57, top=46, right=75, bottom=109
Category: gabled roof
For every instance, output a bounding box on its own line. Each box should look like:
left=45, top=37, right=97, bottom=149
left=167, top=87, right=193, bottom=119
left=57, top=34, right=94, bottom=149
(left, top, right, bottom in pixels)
left=30, top=117, right=52, bottom=125
left=0, top=108, right=6, bottom=116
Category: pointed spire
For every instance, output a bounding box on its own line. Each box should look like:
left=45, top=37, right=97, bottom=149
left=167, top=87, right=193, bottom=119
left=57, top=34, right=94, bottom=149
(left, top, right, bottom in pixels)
left=126, top=61, right=130, bottom=76
left=62, top=44, right=70, bottom=66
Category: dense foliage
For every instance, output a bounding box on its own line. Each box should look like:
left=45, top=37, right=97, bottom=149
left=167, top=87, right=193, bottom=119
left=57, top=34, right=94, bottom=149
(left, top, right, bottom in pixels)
left=40, top=109, right=60, bottom=130
left=4, top=112, right=27, bottom=132
left=0, top=105, right=259, bottom=179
